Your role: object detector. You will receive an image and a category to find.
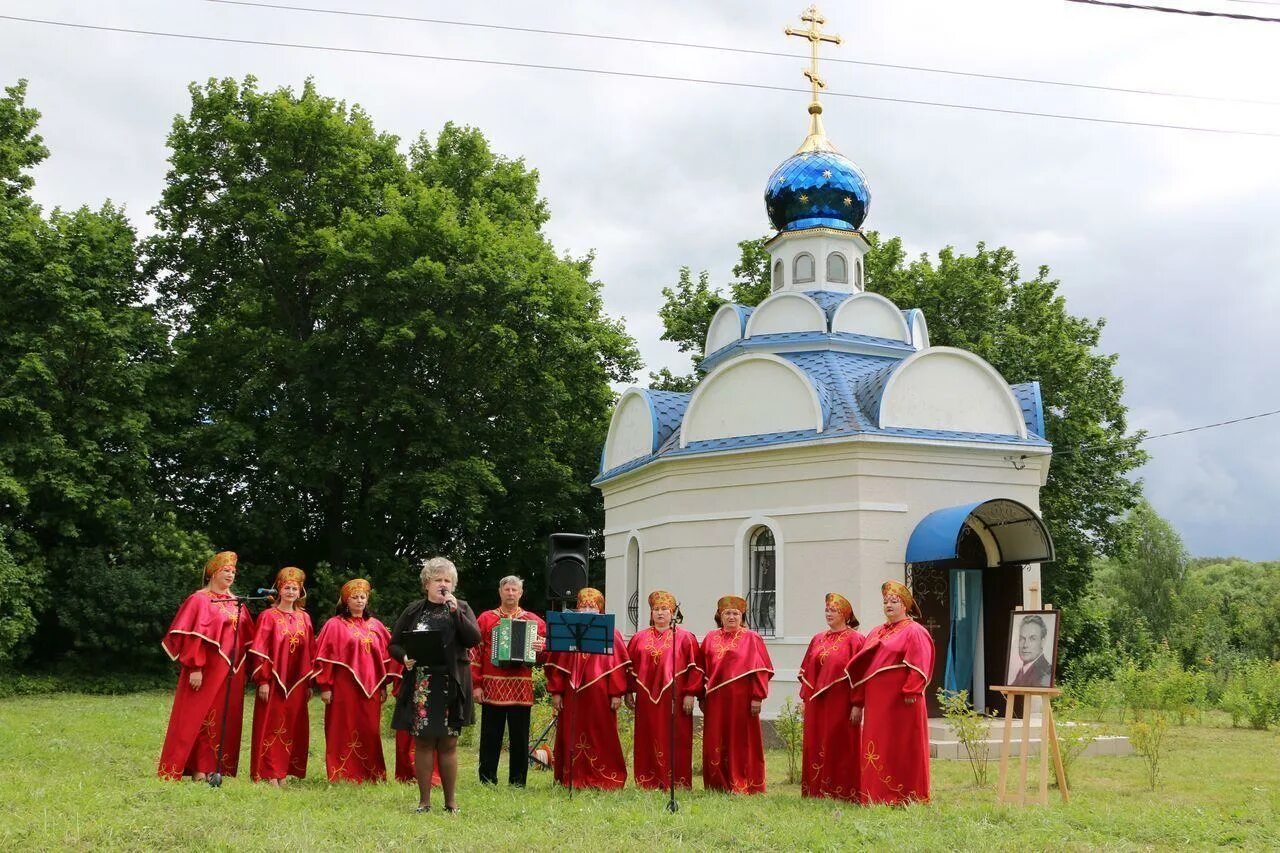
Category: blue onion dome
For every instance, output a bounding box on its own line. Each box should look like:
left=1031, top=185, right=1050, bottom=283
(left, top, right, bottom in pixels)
left=765, top=119, right=870, bottom=232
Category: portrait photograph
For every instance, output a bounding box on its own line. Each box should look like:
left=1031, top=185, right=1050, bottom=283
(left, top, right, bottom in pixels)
left=1005, top=610, right=1060, bottom=688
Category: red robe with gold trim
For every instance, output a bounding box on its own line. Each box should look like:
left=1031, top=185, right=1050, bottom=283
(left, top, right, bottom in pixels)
left=845, top=618, right=935, bottom=804
left=470, top=607, right=547, bottom=706
left=627, top=626, right=703, bottom=789
left=314, top=615, right=396, bottom=783
left=798, top=627, right=866, bottom=801
left=700, top=628, right=773, bottom=794
left=158, top=590, right=256, bottom=780
left=545, top=630, right=631, bottom=791
left=248, top=607, right=315, bottom=781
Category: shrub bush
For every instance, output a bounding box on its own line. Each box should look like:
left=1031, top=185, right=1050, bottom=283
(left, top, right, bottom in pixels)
left=1129, top=711, right=1169, bottom=791
left=938, top=689, right=994, bottom=787
left=774, top=696, right=803, bottom=784
left=1220, top=660, right=1280, bottom=730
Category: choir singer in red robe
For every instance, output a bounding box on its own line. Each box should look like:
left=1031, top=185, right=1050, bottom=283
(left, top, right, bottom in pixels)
left=158, top=551, right=255, bottom=781
left=845, top=580, right=936, bottom=805
left=798, top=592, right=865, bottom=801
left=314, top=579, right=395, bottom=783
left=545, top=588, right=631, bottom=791
left=248, top=567, right=315, bottom=785
left=625, top=590, right=703, bottom=789
left=700, top=595, right=773, bottom=794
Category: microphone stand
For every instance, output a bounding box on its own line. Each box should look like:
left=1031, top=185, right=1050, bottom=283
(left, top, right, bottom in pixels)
left=206, top=590, right=273, bottom=788
left=666, top=621, right=679, bottom=814
left=665, top=603, right=687, bottom=814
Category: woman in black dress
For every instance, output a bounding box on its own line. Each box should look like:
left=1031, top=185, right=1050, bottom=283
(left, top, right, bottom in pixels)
left=389, top=556, right=481, bottom=813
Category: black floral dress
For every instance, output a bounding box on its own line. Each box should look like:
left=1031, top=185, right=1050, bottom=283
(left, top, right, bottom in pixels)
left=410, top=602, right=461, bottom=738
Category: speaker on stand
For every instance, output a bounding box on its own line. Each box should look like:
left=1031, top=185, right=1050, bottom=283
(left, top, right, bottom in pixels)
left=546, top=532, right=589, bottom=611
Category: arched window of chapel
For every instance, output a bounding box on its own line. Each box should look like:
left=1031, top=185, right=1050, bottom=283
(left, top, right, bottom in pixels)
left=827, top=252, right=848, bottom=284
left=794, top=253, right=815, bottom=284
left=746, top=526, right=777, bottom=637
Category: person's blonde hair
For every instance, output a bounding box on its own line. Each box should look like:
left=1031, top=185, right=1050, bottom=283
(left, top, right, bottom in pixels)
left=420, top=556, right=459, bottom=591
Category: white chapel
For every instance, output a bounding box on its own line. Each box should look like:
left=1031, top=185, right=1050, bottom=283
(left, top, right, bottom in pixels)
left=596, top=8, right=1055, bottom=718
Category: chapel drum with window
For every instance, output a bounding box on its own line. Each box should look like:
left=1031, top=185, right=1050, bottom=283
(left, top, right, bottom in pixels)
left=491, top=617, right=539, bottom=667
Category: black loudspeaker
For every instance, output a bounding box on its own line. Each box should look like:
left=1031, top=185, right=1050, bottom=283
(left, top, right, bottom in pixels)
left=546, top=532, right=589, bottom=603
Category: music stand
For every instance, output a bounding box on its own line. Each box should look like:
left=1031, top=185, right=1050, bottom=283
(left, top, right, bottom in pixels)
left=546, top=611, right=614, bottom=654
left=545, top=611, right=615, bottom=797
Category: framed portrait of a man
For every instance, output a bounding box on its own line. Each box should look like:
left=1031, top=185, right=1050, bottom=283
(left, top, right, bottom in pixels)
left=1005, top=610, right=1059, bottom=688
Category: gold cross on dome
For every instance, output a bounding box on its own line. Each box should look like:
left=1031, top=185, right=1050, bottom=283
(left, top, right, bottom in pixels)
left=786, top=6, right=842, bottom=108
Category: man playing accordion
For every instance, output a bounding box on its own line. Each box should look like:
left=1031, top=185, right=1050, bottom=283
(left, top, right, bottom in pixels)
left=471, top=575, right=546, bottom=787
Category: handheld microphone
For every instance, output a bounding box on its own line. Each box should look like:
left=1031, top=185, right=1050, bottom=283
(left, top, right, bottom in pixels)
left=256, top=588, right=277, bottom=597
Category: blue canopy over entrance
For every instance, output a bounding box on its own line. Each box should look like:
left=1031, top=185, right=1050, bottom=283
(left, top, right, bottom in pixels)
left=905, top=499, right=1054, bottom=567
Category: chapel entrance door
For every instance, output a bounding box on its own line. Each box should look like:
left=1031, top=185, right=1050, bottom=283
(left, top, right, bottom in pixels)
left=910, top=566, right=950, bottom=718
left=914, top=526, right=1020, bottom=717
left=981, top=563, right=1023, bottom=716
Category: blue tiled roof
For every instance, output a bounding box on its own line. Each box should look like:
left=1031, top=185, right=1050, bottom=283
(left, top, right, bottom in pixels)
left=595, top=350, right=1050, bottom=484
left=802, top=290, right=852, bottom=323
left=699, top=329, right=915, bottom=373
left=647, top=390, right=692, bottom=448
left=1010, top=381, right=1046, bottom=438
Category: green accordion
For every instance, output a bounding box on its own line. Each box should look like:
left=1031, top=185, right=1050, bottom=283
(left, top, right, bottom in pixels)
left=491, top=617, right=538, bottom=668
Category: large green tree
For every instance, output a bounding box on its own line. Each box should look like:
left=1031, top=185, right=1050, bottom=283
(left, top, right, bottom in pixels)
left=0, top=81, right=209, bottom=667
left=148, top=77, right=639, bottom=614
left=1109, top=499, right=1190, bottom=645
left=653, top=233, right=1145, bottom=609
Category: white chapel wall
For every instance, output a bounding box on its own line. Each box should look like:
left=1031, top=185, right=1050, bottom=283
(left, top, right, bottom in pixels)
left=600, top=439, right=1049, bottom=717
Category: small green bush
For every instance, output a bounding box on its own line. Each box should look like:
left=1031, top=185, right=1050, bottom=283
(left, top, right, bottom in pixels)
left=1220, top=660, right=1280, bottom=730
left=938, top=689, right=994, bottom=788
left=1129, top=711, right=1169, bottom=791
left=774, top=695, right=803, bottom=784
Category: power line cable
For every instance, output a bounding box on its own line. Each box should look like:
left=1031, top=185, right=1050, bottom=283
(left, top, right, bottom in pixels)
left=1065, top=0, right=1280, bottom=22
left=198, top=0, right=1280, bottom=107
left=1039, top=407, right=1280, bottom=459
left=4, top=14, right=1280, bottom=139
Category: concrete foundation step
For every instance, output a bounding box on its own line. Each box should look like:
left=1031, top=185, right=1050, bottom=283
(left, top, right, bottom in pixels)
left=927, top=717, right=1132, bottom=760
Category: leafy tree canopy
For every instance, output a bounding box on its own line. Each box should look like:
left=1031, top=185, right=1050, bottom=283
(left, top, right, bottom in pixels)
left=148, top=77, right=640, bottom=616
left=652, top=233, right=1146, bottom=611
left=0, top=80, right=208, bottom=667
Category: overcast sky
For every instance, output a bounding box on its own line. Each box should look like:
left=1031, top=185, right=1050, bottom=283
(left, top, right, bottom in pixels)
left=2, top=0, right=1277, bottom=559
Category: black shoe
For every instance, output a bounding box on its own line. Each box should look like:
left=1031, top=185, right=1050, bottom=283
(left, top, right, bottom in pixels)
left=444, top=805, right=460, bottom=816
left=414, top=805, right=431, bottom=814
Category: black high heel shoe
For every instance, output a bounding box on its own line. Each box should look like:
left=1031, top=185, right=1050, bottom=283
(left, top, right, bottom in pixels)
left=414, top=804, right=431, bottom=814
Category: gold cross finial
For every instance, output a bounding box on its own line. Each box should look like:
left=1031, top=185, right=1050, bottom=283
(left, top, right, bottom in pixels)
left=785, top=6, right=842, bottom=154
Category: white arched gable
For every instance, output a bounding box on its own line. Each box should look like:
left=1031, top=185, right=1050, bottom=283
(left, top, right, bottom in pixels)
left=681, top=354, right=824, bottom=446
left=831, top=292, right=910, bottom=342
left=744, top=292, right=827, bottom=338
left=906, top=309, right=931, bottom=350
left=603, top=388, right=656, bottom=471
left=705, top=304, right=747, bottom=355
left=878, top=347, right=1027, bottom=437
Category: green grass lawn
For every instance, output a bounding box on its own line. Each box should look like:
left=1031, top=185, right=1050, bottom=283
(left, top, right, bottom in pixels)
left=1, top=692, right=1277, bottom=851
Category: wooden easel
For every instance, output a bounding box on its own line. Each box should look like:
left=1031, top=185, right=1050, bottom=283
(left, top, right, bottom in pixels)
left=992, top=589, right=1068, bottom=804
left=994, top=684, right=1068, bottom=805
